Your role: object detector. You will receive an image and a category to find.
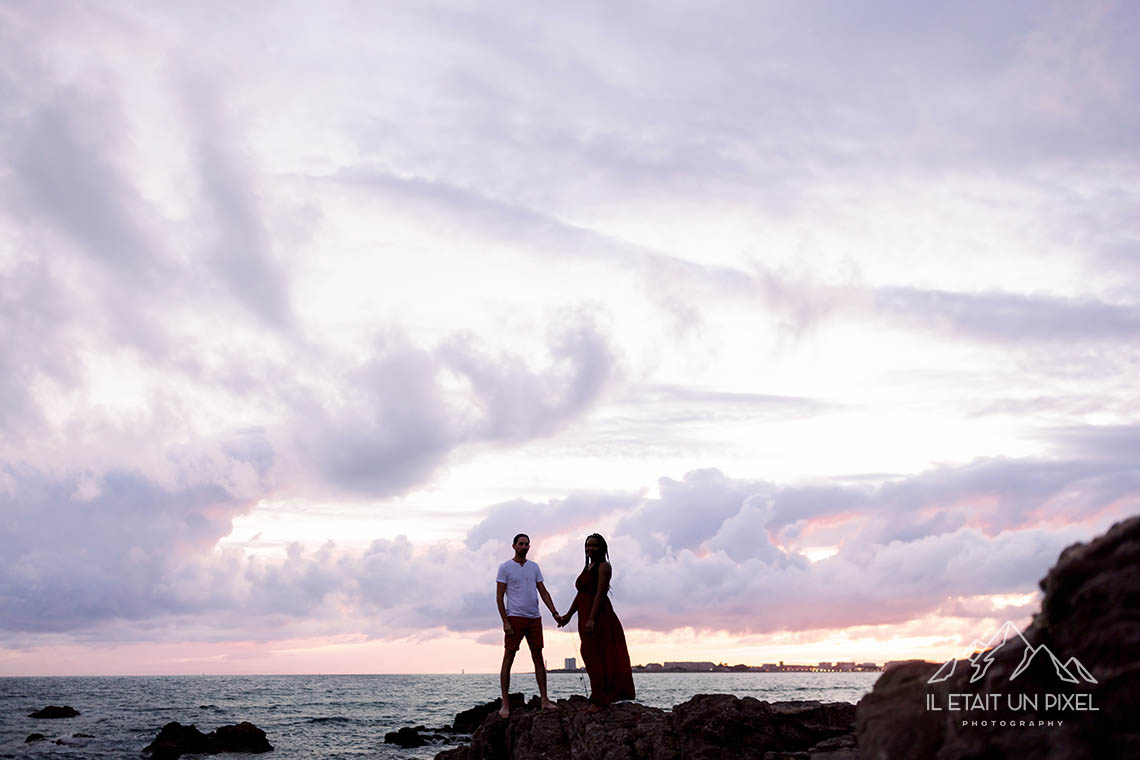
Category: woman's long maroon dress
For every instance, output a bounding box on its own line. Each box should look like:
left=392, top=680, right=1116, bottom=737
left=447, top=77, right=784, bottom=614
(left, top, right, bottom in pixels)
left=574, top=565, right=635, bottom=705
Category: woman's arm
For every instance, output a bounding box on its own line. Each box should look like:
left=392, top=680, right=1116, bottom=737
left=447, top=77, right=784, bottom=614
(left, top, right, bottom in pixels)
left=558, top=604, right=578, bottom=627
left=584, top=562, right=611, bottom=633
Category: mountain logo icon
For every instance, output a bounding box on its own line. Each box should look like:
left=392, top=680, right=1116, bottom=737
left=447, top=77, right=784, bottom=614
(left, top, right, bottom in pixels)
left=928, top=620, right=1097, bottom=686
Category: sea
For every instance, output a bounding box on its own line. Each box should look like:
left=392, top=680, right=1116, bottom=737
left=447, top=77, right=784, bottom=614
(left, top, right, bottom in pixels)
left=0, top=672, right=879, bottom=759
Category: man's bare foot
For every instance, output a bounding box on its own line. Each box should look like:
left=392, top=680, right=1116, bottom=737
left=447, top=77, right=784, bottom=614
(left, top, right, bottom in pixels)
left=585, top=703, right=604, bottom=714
left=541, top=699, right=559, bottom=711
left=498, top=703, right=510, bottom=719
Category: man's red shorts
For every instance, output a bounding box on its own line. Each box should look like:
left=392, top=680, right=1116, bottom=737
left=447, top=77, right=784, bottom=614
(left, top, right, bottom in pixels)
left=504, top=616, right=544, bottom=652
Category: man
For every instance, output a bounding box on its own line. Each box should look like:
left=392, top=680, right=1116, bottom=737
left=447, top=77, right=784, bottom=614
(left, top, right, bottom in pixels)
left=496, top=533, right=561, bottom=717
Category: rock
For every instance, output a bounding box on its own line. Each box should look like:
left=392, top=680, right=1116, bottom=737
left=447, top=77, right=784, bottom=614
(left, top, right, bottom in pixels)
left=434, top=693, right=855, bottom=760
left=24, top=734, right=45, bottom=743
left=385, top=725, right=428, bottom=748
left=453, top=692, right=526, bottom=733
left=143, top=722, right=214, bottom=759
left=673, top=695, right=855, bottom=760
left=214, top=722, right=273, bottom=753
left=142, top=720, right=273, bottom=759
left=28, top=705, right=79, bottom=719
left=856, top=514, right=1140, bottom=759
left=54, top=735, right=92, bottom=747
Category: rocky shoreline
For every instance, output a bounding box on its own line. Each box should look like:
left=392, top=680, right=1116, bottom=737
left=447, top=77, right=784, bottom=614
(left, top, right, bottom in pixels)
left=427, top=693, right=857, bottom=760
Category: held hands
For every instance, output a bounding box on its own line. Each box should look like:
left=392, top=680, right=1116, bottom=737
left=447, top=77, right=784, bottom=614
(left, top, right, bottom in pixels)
left=555, top=612, right=568, bottom=628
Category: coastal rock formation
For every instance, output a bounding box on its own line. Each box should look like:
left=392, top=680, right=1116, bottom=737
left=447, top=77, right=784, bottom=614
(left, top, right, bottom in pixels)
left=385, top=725, right=458, bottom=748
left=857, top=514, right=1140, bottom=760
left=24, top=734, right=45, bottom=743
left=28, top=705, right=80, bottom=719
left=434, top=694, right=857, bottom=760
left=453, top=693, right=526, bottom=733
left=386, top=725, right=431, bottom=748
left=385, top=694, right=528, bottom=748
left=142, top=720, right=273, bottom=759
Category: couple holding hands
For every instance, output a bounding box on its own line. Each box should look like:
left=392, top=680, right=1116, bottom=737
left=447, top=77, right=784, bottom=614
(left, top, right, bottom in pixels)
left=496, top=532, right=635, bottom=717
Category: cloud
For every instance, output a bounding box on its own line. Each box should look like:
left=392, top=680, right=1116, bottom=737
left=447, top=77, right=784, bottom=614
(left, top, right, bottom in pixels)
left=284, top=319, right=616, bottom=498
left=186, top=83, right=295, bottom=330
left=875, top=287, right=1140, bottom=343
left=6, top=443, right=1133, bottom=645
left=464, top=491, right=642, bottom=551
left=0, top=464, right=257, bottom=633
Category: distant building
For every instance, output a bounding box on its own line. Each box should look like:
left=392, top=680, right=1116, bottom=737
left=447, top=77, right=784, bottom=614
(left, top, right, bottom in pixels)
left=859, top=662, right=877, bottom=670
left=664, top=661, right=716, bottom=672
left=643, top=663, right=664, bottom=672
left=818, top=662, right=833, bottom=670
left=565, top=658, right=577, bottom=670
left=836, top=661, right=855, bottom=671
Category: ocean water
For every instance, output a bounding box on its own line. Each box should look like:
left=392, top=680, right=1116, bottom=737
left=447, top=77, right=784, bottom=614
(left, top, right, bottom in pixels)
left=0, top=672, right=879, bottom=759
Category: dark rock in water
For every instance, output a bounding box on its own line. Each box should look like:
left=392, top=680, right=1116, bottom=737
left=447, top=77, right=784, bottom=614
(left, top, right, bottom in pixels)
left=386, top=725, right=428, bottom=748
left=143, top=723, right=214, bottom=759
left=452, top=692, right=525, bottom=733
left=214, top=722, right=273, bottom=753
left=24, top=734, right=45, bottom=743
left=386, top=723, right=466, bottom=748
left=75, top=733, right=94, bottom=738
left=54, top=735, right=93, bottom=747
left=857, top=514, right=1140, bottom=760
left=434, top=693, right=856, bottom=760
left=143, top=720, right=272, bottom=759
left=28, top=705, right=80, bottom=719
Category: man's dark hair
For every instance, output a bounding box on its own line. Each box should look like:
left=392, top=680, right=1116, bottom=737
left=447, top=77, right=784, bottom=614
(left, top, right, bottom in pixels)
left=513, top=533, right=529, bottom=545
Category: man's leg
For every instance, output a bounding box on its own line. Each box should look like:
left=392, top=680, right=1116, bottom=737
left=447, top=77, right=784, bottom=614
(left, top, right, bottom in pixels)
left=499, top=648, right=516, bottom=718
left=530, top=647, right=558, bottom=710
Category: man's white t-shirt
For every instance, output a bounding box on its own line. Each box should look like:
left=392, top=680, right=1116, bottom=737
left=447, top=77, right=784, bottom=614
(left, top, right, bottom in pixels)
left=497, top=559, right=544, bottom=618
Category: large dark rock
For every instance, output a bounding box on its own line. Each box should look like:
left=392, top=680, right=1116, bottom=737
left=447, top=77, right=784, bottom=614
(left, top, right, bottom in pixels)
left=28, top=705, right=79, bottom=719
left=143, top=723, right=213, bottom=759
left=386, top=725, right=429, bottom=748
left=214, top=722, right=274, bottom=753
left=453, top=693, right=526, bottom=733
left=434, top=693, right=856, bottom=760
left=24, top=734, right=45, bottom=743
left=673, top=694, right=856, bottom=760
left=142, top=720, right=272, bottom=760
left=857, top=514, right=1140, bottom=760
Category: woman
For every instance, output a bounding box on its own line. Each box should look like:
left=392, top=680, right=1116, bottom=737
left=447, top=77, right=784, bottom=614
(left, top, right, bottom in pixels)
left=557, top=533, right=635, bottom=712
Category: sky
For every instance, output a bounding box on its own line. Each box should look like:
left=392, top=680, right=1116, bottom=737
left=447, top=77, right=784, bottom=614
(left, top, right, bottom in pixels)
left=1, top=0, right=1139, bottom=676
